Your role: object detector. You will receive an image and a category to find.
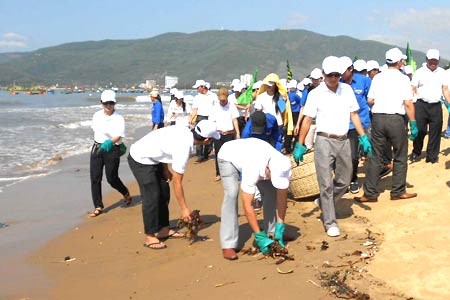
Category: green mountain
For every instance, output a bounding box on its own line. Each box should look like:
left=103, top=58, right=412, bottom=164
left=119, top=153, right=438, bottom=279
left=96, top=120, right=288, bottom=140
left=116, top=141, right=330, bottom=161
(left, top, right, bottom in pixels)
left=0, top=29, right=439, bottom=88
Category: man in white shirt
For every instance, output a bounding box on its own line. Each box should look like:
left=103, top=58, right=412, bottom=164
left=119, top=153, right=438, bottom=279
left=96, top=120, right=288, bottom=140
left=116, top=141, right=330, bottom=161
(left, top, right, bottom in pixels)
left=217, top=138, right=291, bottom=260
left=128, top=120, right=220, bottom=250
left=293, top=56, right=371, bottom=237
left=410, top=49, right=446, bottom=163
left=358, top=47, right=418, bottom=203
left=189, top=79, right=216, bottom=162
left=209, top=87, right=241, bottom=181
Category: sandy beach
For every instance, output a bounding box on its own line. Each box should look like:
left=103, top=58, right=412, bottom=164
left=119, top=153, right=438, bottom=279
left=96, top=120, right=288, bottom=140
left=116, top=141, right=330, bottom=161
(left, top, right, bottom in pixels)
left=2, top=117, right=450, bottom=300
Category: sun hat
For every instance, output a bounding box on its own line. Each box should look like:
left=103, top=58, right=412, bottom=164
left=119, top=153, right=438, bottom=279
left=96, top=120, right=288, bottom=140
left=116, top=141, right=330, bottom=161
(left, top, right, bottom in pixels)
left=268, top=154, right=292, bottom=189
left=258, top=73, right=287, bottom=97
left=366, top=60, right=380, bottom=71
left=100, top=90, right=116, bottom=103
left=252, top=80, right=263, bottom=90
left=339, top=56, right=353, bottom=74
left=385, top=48, right=407, bottom=64
left=322, top=56, right=341, bottom=75
left=230, top=78, right=240, bottom=88
left=426, top=49, right=439, bottom=60
left=287, top=79, right=298, bottom=89
left=250, top=111, right=266, bottom=134
left=297, top=82, right=304, bottom=91
left=310, top=68, right=323, bottom=80
left=301, top=78, right=312, bottom=86
left=192, top=79, right=207, bottom=88
left=194, top=120, right=220, bottom=140
left=150, top=89, right=159, bottom=97
left=353, top=59, right=367, bottom=72
left=233, top=82, right=245, bottom=92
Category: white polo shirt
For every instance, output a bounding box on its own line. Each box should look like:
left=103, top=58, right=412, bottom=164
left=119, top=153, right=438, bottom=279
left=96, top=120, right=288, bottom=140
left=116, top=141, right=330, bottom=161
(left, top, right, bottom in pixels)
left=369, top=68, right=413, bottom=115
left=209, top=102, right=239, bottom=132
left=192, top=92, right=215, bottom=117
left=129, top=126, right=193, bottom=174
left=217, top=138, right=291, bottom=194
left=92, top=110, right=125, bottom=144
left=303, top=82, right=359, bottom=136
left=411, top=66, right=446, bottom=103
left=254, top=92, right=283, bottom=126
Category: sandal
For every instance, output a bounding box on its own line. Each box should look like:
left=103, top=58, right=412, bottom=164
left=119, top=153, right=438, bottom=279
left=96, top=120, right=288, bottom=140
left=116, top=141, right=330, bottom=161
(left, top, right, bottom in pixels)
left=124, top=193, right=132, bottom=206
left=89, top=207, right=103, bottom=218
left=158, top=230, right=185, bottom=240
left=143, top=241, right=167, bottom=250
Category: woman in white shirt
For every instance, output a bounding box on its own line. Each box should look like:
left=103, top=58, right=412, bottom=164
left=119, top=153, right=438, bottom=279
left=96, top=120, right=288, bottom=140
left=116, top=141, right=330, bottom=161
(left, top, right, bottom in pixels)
left=167, top=91, right=192, bottom=126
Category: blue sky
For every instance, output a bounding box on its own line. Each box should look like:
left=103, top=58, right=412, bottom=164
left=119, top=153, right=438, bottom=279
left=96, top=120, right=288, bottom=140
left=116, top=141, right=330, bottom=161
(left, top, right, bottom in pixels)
left=1, top=0, right=450, bottom=58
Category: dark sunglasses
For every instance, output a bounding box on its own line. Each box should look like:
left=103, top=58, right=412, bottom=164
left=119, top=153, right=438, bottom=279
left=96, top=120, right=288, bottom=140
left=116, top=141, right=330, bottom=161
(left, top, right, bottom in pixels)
left=325, top=72, right=341, bottom=78
left=102, top=101, right=116, bottom=105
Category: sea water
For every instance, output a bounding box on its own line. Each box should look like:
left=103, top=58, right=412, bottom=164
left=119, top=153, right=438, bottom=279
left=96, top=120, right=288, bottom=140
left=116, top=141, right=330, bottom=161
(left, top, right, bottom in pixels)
left=0, top=90, right=192, bottom=192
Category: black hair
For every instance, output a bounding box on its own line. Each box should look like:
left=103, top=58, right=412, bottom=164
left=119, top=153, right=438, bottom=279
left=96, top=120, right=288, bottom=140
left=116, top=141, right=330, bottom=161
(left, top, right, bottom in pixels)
left=272, top=90, right=281, bottom=114
left=191, top=128, right=206, bottom=141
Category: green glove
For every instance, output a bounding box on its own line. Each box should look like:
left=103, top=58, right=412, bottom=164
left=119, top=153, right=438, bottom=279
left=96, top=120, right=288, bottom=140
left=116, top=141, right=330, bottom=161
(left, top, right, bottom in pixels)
left=254, top=231, right=274, bottom=254
left=409, top=120, right=418, bottom=141
left=99, top=139, right=114, bottom=152
left=274, top=222, right=286, bottom=247
left=447, top=103, right=450, bottom=114
left=293, top=142, right=307, bottom=165
left=358, top=134, right=373, bottom=157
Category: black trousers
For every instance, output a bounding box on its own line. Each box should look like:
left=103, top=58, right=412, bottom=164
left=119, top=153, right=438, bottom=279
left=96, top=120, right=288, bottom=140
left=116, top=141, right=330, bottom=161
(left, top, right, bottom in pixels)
left=363, top=114, right=408, bottom=198
left=128, top=155, right=170, bottom=235
left=195, top=115, right=211, bottom=159
left=412, top=100, right=443, bottom=161
left=347, top=129, right=360, bottom=182
left=90, top=143, right=129, bottom=209
left=283, top=111, right=300, bottom=154
left=213, top=133, right=235, bottom=176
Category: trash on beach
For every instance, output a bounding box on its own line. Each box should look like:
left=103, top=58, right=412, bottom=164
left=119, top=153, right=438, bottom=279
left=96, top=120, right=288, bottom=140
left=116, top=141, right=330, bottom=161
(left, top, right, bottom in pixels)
left=242, top=241, right=294, bottom=265
left=177, top=209, right=204, bottom=242
left=276, top=267, right=294, bottom=274
left=214, top=281, right=236, bottom=288
left=319, top=271, right=370, bottom=300
left=0, top=222, right=9, bottom=228
left=306, top=245, right=316, bottom=251
left=320, top=241, right=329, bottom=251
left=53, top=256, right=76, bottom=263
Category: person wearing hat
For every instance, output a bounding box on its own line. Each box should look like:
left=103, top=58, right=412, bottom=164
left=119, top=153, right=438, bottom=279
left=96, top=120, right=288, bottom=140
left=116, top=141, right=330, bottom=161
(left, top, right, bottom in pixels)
left=209, top=87, right=241, bottom=181
left=357, top=47, right=418, bottom=203
left=284, top=80, right=302, bottom=154
left=189, top=79, right=216, bottom=163
left=217, top=137, right=292, bottom=260
left=150, top=90, right=164, bottom=130
left=410, top=49, right=446, bottom=164
left=228, top=82, right=249, bottom=132
left=128, top=120, right=220, bottom=249
left=254, top=73, right=288, bottom=127
left=366, top=60, right=380, bottom=80
left=89, top=90, right=131, bottom=217
left=339, top=56, right=372, bottom=194
left=294, top=56, right=372, bottom=237
left=353, top=59, right=368, bottom=76
left=167, top=91, right=192, bottom=126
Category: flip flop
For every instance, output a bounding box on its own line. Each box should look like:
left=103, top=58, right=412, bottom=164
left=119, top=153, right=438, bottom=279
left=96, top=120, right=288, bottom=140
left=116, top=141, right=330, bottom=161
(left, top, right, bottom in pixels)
left=143, top=242, right=167, bottom=250
left=89, top=208, right=103, bottom=218
left=158, top=230, right=185, bottom=240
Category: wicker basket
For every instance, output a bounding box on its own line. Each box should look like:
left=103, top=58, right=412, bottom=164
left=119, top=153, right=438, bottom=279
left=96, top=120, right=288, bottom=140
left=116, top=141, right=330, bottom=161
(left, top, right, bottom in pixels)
left=288, top=151, right=320, bottom=200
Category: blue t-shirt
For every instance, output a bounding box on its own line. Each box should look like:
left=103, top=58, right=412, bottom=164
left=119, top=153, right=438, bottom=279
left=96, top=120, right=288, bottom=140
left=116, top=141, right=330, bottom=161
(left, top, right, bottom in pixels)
left=346, top=73, right=371, bottom=130
left=241, top=113, right=283, bottom=152
left=151, top=101, right=164, bottom=124
left=288, top=91, right=302, bottom=113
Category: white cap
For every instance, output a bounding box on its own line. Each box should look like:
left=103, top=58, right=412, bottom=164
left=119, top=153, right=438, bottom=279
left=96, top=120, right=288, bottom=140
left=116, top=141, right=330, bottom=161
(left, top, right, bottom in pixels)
left=205, top=82, right=211, bottom=89
left=194, top=120, right=220, bottom=140
left=192, top=79, right=207, bottom=88
left=252, top=80, right=262, bottom=90
left=339, top=56, right=353, bottom=74
left=310, top=68, right=323, bottom=79
left=174, top=91, right=184, bottom=99
left=169, top=88, right=178, bottom=95
left=297, top=82, right=305, bottom=91
left=322, top=56, right=341, bottom=75
left=301, top=78, right=312, bottom=86
left=366, top=60, right=380, bottom=71
left=426, top=49, right=440, bottom=60
left=268, top=154, right=292, bottom=189
left=353, top=59, right=367, bottom=72
left=403, top=65, right=413, bottom=75
left=100, top=90, right=117, bottom=103
left=233, top=82, right=245, bottom=92
left=287, top=79, right=298, bottom=89
left=385, top=47, right=407, bottom=64
left=230, top=78, right=240, bottom=88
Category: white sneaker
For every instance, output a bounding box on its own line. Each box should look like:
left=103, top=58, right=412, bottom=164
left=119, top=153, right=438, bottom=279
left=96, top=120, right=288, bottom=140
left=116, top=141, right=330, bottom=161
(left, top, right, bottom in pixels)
left=326, top=227, right=340, bottom=237
left=314, top=198, right=320, bottom=208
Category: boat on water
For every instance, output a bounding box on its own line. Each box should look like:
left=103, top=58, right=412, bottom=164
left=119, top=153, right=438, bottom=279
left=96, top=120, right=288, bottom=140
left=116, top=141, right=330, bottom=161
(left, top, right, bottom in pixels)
left=9, top=91, right=19, bottom=95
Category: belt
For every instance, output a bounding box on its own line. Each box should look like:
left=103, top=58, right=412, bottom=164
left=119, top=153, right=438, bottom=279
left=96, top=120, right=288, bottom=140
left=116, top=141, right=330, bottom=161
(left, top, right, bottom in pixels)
left=219, top=130, right=236, bottom=135
left=417, top=99, right=440, bottom=104
left=316, top=132, right=347, bottom=141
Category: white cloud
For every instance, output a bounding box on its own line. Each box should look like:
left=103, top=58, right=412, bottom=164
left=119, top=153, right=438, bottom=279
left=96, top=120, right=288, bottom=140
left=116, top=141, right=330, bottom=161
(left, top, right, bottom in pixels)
left=0, top=40, right=27, bottom=48
left=3, top=32, right=27, bottom=40
left=0, top=32, right=28, bottom=51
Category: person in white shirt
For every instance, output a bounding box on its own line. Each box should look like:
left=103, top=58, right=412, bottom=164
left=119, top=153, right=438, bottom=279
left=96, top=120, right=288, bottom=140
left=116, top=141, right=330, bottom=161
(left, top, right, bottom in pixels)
left=167, top=91, right=192, bottom=126
left=89, top=90, right=131, bottom=217
left=293, top=56, right=371, bottom=237
left=358, top=47, right=418, bottom=203
left=410, top=49, right=447, bottom=163
left=254, top=73, right=287, bottom=127
left=209, top=87, right=240, bottom=181
left=217, top=138, right=291, bottom=260
left=189, top=80, right=216, bottom=162
left=128, top=120, right=220, bottom=250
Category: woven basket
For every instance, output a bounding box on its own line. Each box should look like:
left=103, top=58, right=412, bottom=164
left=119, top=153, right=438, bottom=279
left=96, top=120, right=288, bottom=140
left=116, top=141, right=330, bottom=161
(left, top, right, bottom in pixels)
left=288, top=151, right=320, bottom=200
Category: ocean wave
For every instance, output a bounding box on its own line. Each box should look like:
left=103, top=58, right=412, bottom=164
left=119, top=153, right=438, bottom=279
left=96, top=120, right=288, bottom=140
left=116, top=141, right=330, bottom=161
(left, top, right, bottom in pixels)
left=0, top=171, right=57, bottom=193
left=58, top=120, right=92, bottom=129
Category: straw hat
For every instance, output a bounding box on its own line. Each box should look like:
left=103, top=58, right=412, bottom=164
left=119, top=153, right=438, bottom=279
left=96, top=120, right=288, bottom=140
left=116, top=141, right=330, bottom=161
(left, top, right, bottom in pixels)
left=258, top=73, right=287, bottom=98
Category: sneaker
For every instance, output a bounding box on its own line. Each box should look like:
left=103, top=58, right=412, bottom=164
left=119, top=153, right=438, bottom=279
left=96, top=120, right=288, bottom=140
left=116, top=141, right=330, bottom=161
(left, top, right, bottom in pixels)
left=326, top=226, right=340, bottom=237
left=349, top=182, right=359, bottom=194
left=313, top=198, right=320, bottom=208
left=252, top=198, right=262, bottom=211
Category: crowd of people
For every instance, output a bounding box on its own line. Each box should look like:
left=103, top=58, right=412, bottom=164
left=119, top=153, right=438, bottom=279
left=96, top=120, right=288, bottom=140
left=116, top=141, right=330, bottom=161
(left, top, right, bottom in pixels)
left=87, top=47, right=450, bottom=259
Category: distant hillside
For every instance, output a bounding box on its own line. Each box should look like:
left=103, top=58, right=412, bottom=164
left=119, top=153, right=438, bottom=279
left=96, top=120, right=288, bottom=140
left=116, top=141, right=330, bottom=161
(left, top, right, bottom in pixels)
left=0, top=29, right=440, bottom=87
